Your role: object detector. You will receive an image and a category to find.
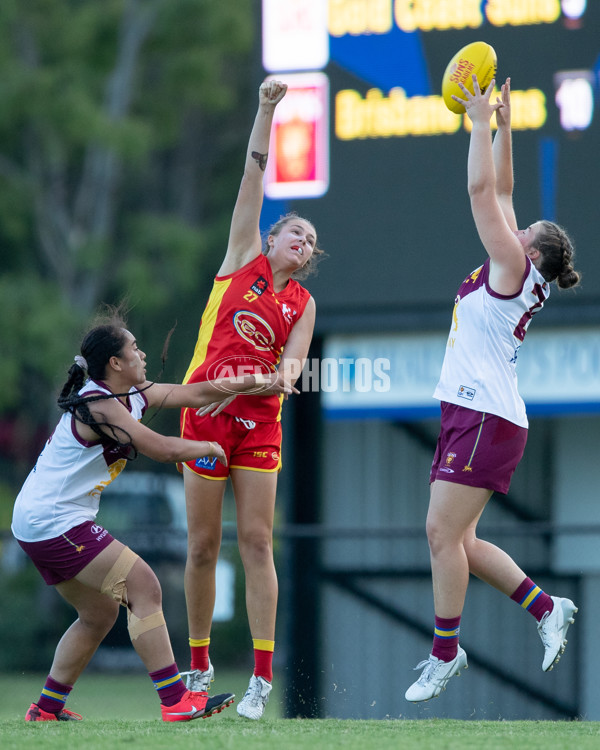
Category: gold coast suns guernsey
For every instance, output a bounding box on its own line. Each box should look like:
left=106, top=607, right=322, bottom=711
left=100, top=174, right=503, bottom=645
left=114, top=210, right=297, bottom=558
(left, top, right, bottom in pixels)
left=433, top=257, right=550, bottom=428
left=182, top=254, right=311, bottom=424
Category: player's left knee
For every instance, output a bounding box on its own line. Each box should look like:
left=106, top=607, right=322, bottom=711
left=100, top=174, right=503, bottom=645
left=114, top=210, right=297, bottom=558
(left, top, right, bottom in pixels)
left=240, top=535, right=273, bottom=566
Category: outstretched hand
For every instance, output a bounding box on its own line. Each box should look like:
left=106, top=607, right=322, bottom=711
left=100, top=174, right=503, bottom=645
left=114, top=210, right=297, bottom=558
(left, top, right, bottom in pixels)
left=259, top=79, right=288, bottom=107
left=196, top=395, right=236, bottom=418
left=452, top=75, right=503, bottom=123
left=495, top=77, right=512, bottom=129
left=255, top=371, right=300, bottom=397
left=206, top=440, right=228, bottom=467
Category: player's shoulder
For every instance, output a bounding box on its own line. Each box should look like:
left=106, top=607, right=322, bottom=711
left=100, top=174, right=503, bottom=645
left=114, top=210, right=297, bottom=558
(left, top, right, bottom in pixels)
left=217, top=251, right=264, bottom=279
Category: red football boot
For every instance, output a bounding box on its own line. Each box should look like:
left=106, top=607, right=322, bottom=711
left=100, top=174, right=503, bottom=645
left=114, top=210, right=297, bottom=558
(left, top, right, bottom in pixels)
left=160, top=690, right=234, bottom=722
left=25, top=703, right=82, bottom=721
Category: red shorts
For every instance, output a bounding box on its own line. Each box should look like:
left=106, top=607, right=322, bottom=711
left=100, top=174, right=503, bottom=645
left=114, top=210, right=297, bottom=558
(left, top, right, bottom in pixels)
left=181, top=411, right=282, bottom=480
left=17, top=520, right=115, bottom=585
left=430, top=402, right=528, bottom=494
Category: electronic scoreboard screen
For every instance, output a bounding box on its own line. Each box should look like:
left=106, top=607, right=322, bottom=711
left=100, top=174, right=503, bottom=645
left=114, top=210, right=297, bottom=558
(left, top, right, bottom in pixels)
left=261, top=1, right=600, bottom=331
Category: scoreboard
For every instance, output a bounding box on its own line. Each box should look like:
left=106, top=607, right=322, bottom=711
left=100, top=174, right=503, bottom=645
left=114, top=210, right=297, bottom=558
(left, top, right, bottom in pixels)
left=261, top=0, right=600, bottom=331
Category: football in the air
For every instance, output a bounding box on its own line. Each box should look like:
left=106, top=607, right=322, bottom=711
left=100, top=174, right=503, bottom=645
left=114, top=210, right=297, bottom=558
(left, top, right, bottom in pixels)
left=441, top=41, right=497, bottom=114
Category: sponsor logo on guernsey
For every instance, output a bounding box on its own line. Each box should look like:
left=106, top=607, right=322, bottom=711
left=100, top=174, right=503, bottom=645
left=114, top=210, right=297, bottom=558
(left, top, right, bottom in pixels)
left=195, top=456, right=218, bottom=470
left=457, top=385, right=475, bottom=401
left=251, top=276, right=269, bottom=295
left=233, top=310, right=276, bottom=352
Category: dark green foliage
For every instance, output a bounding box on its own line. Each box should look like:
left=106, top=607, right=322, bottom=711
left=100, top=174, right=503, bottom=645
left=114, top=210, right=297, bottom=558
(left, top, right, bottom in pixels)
left=0, top=0, right=256, bottom=472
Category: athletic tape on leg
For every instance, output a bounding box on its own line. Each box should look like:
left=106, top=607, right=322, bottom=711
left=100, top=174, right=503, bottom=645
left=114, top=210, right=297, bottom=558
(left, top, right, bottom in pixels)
left=99, top=546, right=139, bottom=606
left=127, top=610, right=166, bottom=641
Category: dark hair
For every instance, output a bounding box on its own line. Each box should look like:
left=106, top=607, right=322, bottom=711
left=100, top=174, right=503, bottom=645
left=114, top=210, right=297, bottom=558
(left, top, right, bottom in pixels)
left=534, top=220, right=581, bottom=289
left=262, top=212, right=326, bottom=281
left=57, top=306, right=139, bottom=458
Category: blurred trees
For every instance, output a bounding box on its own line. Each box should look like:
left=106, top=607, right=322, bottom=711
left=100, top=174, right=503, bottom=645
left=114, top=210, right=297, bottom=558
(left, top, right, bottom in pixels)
left=0, top=0, right=256, bottom=480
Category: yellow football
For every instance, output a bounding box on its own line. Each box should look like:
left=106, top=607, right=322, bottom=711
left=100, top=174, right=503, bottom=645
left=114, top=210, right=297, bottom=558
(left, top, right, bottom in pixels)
left=441, top=42, right=497, bottom=114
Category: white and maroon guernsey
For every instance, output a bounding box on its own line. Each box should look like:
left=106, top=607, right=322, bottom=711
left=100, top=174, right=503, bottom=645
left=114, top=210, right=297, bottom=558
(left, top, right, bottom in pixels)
left=11, top=379, right=147, bottom=542
left=433, top=257, right=549, bottom=429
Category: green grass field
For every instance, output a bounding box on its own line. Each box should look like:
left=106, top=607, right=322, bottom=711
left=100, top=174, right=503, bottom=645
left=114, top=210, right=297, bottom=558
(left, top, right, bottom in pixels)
left=2, top=673, right=599, bottom=750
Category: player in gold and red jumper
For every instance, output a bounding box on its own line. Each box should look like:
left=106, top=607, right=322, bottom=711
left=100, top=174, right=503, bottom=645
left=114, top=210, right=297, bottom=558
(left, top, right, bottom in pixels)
left=180, top=79, right=324, bottom=720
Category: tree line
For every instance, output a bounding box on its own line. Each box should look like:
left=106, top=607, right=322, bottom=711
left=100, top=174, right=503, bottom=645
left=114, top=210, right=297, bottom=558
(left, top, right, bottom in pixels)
left=0, top=0, right=256, bottom=484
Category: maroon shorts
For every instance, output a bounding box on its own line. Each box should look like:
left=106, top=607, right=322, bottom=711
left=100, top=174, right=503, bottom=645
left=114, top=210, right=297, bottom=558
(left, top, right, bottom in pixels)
left=430, top=402, right=528, bottom=494
left=17, top=520, right=115, bottom=585
left=181, top=412, right=282, bottom=480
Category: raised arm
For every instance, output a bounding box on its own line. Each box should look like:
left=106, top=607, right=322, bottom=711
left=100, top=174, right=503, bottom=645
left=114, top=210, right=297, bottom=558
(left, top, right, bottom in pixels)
left=218, top=79, right=288, bottom=277
left=454, top=75, right=527, bottom=295
left=492, top=78, right=517, bottom=231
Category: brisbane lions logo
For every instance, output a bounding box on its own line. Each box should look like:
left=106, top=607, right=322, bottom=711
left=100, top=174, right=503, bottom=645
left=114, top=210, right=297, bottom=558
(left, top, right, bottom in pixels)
left=233, top=310, right=276, bottom=352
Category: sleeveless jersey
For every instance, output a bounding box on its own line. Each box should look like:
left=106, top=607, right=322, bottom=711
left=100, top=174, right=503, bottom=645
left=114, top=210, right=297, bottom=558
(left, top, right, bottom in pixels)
left=11, top=380, right=148, bottom=542
left=433, top=257, right=550, bottom=428
left=181, top=253, right=311, bottom=424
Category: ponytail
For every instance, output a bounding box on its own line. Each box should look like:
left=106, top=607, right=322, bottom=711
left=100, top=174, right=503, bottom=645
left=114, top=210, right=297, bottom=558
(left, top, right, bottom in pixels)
left=535, top=220, right=581, bottom=289
left=57, top=362, right=140, bottom=459
left=58, top=306, right=138, bottom=457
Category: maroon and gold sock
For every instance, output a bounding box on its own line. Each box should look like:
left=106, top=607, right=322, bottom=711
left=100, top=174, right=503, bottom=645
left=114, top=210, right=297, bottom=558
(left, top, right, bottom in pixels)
left=431, top=615, right=461, bottom=662
left=253, top=639, right=274, bottom=683
left=37, top=676, right=72, bottom=714
left=150, top=663, right=187, bottom=706
left=189, top=637, right=210, bottom=672
left=510, top=577, right=554, bottom=622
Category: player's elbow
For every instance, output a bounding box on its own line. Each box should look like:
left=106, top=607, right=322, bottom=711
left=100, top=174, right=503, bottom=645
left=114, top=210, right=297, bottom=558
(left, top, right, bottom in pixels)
left=468, top=181, right=495, bottom=201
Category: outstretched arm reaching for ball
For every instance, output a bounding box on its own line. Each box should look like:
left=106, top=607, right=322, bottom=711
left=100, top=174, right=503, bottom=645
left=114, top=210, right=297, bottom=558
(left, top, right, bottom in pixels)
left=492, top=78, right=517, bottom=232
left=453, top=75, right=527, bottom=295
